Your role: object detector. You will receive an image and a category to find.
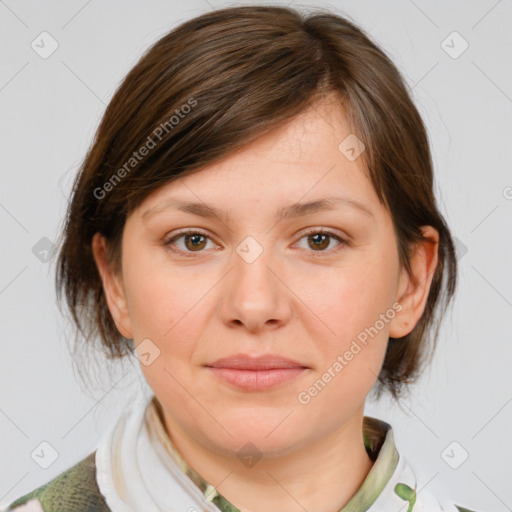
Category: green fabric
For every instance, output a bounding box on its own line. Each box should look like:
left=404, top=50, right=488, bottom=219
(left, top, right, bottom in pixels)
left=3, top=448, right=480, bottom=512
left=4, top=452, right=110, bottom=512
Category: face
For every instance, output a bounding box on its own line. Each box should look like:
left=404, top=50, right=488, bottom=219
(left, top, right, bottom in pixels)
left=93, top=95, right=437, bottom=459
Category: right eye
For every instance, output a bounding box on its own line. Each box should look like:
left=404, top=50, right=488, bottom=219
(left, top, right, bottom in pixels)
left=164, top=229, right=219, bottom=257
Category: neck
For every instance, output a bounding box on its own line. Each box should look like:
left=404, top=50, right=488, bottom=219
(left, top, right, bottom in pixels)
left=160, top=406, right=374, bottom=512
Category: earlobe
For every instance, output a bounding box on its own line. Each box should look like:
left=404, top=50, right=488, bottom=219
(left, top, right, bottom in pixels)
left=91, top=233, right=133, bottom=339
left=388, top=226, right=439, bottom=339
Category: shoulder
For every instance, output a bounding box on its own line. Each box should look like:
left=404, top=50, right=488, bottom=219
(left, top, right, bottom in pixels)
left=2, top=451, right=111, bottom=512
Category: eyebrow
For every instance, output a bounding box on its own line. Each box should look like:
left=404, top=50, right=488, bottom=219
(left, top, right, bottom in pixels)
left=141, top=196, right=374, bottom=224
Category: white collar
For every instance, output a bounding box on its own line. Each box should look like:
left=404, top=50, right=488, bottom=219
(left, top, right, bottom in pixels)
left=95, top=391, right=462, bottom=512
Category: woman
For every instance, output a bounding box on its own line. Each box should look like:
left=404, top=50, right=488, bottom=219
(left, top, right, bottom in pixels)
left=3, top=5, right=479, bottom=512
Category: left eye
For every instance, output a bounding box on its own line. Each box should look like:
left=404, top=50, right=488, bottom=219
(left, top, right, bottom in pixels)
left=295, top=229, right=347, bottom=253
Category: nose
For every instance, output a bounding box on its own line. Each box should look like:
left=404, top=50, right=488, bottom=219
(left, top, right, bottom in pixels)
left=216, top=243, right=293, bottom=333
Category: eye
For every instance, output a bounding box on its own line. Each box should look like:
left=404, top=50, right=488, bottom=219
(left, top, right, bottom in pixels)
left=294, top=228, right=347, bottom=254
left=164, top=228, right=348, bottom=257
left=164, top=229, right=218, bottom=256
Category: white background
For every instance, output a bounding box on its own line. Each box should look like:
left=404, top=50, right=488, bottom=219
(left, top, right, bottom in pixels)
left=0, top=0, right=511, bottom=510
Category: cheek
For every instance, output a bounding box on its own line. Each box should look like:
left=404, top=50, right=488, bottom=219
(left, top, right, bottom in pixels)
left=122, top=247, right=218, bottom=363
left=123, top=259, right=210, bottom=400
left=121, top=246, right=186, bottom=340
left=292, top=251, right=396, bottom=394
left=297, top=260, right=396, bottom=341
left=298, top=275, right=390, bottom=414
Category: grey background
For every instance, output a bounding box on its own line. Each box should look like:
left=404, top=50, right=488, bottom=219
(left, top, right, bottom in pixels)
left=0, top=0, right=511, bottom=510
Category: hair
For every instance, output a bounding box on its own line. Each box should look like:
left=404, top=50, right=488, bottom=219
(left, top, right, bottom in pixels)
left=55, top=4, right=457, bottom=402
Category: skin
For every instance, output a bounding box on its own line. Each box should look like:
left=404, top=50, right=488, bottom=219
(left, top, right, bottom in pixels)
left=92, top=94, right=439, bottom=512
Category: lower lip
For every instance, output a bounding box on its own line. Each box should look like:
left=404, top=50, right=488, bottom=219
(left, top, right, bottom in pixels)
left=206, top=367, right=307, bottom=390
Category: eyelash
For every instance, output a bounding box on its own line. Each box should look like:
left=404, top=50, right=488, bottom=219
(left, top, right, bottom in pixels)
left=164, top=228, right=347, bottom=258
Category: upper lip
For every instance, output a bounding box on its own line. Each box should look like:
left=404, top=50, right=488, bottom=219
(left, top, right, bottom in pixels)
left=205, top=354, right=308, bottom=370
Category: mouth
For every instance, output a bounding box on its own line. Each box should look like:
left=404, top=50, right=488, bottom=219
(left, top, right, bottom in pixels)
left=204, top=354, right=309, bottom=391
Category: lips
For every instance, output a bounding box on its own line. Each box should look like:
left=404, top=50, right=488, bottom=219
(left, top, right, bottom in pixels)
left=205, top=353, right=308, bottom=370
left=204, top=354, right=309, bottom=391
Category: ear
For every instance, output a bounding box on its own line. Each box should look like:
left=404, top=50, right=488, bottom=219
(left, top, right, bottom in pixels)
left=389, top=226, right=439, bottom=338
left=91, top=232, right=133, bottom=339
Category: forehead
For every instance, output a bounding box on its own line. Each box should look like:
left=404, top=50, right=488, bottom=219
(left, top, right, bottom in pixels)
left=132, top=96, right=385, bottom=224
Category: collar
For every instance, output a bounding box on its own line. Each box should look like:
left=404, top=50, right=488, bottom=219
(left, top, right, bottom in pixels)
left=95, top=391, right=460, bottom=512
left=147, top=395, right=400, bottom=512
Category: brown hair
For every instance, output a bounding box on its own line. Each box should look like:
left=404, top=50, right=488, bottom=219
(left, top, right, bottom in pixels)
left=55, top=4, right=457, bottom=401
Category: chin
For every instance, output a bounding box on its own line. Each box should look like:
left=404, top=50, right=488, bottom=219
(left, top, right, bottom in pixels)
left=205, top=415, right=308, bottom=452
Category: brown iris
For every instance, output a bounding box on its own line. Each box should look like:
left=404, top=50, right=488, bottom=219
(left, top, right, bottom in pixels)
left=184, top=233, right=207, bottom=251
left=307, top=232, right=330, bottom=251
